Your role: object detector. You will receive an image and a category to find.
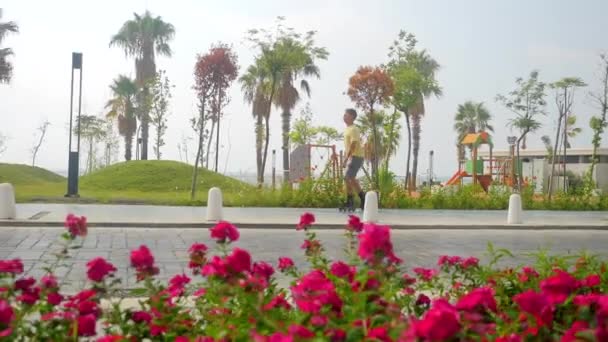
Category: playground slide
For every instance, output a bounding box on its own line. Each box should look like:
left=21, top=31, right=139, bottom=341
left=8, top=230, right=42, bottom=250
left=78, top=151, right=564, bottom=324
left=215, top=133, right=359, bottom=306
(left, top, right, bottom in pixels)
left=445, top=170, right=467, bottom=186
left=477, top=175, right=492, bottom=193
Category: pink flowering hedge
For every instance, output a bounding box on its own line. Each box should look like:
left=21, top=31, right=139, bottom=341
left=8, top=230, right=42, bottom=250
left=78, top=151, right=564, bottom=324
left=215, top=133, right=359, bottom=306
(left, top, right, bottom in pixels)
left=0, top=213, right=606, bottom=341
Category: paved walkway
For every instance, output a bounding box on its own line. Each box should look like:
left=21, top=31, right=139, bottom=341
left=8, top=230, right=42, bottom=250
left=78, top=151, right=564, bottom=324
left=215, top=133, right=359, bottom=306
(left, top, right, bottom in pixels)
left=2, top=204, right=607, bottom=229
left=1, top=227, right=607, bottom=292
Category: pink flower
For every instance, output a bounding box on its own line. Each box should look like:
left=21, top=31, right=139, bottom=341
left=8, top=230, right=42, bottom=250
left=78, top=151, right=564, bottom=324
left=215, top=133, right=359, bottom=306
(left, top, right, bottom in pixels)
left=326, top=329, right=346, bottom=342
left=291, top=270, right=342, bottom=314
left=131, top=311, right=152, bottom=323
left=47, top=292, right=63, bottom=306
left=460, top=257, right=480, bottom=269
left=496, top=334, right=523, bottom=342
left=519, top=266, right=539, bottom=282
left=0, top=300, right=13, bottom=325
left=188, top=243, right=208, bottom=272
left=357, top=224, right=401, bottom=264
left=456, top=287, right=497, bottom=313
left=97, top=336, right=127, bottom=342
left=40, top=275, right=58, bottom=289
left=65, top=214, right=88, bottom=238
left=347, top=214, right=363, bottom=232
left=263, top=293, right=291, bottom=311
left=288, top=324, right=314, bottom=338
left=278, top=257, right=295, bottom=272
left=86, top=257, right=117, bottom=282
left=438, top=255, right=462, bottom=267
left=78, top=300, right=101, bottom=317
left=330, top=261, right=355, bottom=282
left=130, top=245, right=159, bottom=281
left=15, top=277, right=35, bottom=291
left=297, top=212, right=315, bottom=230
left=410, top=299, right=461, bottom=340
left=201, top=256, right=228, bottom=278
left=226, top=248, right=252, bottom=273
left=253, top=262, right=274, bottom=281
left=574, top=294, right=599, bottom=307
left=513, top=290, right=553, bottom=327
left=77, top=314, right=97, bottom=337
left=415, top=293, right=431, bottom=306
left=0, top=259, right=23, bottom=275
left=540, top=269, right=579, bottom=304
left=209, top=221, right=239, bottom=242
left=367, top=327, right=391, bottom=342
left=561, top=321, right=590, bottom=342
left=413, top=267, right=438, bottom=281
left=17, top=287, right=40, bottom=305
left=582, top=274, right=601, bottom=288
left=311, top=315, right=328, bottom=327
left=168, top=274, right=191, bottom=297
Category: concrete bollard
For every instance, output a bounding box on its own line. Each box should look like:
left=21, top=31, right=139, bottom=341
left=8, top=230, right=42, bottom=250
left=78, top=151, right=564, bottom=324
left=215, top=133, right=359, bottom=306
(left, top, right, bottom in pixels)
left=363, top=191, right=379, bottom=223
left=507, top=193, right=523, bottom=224
left=206, top=187, right=223, bottom=221
left=0, top=183, right=16, bottom=220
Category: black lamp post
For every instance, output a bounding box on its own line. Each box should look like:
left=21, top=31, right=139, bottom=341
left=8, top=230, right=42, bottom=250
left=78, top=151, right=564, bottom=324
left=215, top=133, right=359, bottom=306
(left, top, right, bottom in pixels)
left=66, top=52, right=83, bottom=197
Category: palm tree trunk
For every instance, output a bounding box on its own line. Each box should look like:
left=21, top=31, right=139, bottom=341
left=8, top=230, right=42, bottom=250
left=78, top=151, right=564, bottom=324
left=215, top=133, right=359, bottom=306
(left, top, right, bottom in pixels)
left=404, top=112, right=412, bottom=191
left=411, top=113, right=421, bottom=189
left=124, top=132, right=133, bottom=161
left=548, top=113, right=563, bottom=199
left=281, top=110, right=291, bottom=184
left=255, top=114, right=264, bottom=186
left=191, top=99, right=206, bottom=200
left=260, top=79, right=277, bottom=187
left=563, top=112, right=568, bottom=192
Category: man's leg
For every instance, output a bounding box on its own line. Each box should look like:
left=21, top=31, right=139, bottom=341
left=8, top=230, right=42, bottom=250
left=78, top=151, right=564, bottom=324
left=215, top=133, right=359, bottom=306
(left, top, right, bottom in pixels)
left=344, top=177, right=354, bottom=208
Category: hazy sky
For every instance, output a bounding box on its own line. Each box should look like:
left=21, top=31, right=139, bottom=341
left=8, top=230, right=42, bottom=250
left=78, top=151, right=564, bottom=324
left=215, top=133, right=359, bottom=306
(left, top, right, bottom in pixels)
left=1, top=0, right=607, bottom=179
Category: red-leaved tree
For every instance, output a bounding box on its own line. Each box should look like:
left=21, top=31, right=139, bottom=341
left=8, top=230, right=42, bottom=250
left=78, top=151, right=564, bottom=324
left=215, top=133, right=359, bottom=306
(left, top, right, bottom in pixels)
left=347, top=66, right=394, bottom=189
left=191, top=44, right=239, bottom=199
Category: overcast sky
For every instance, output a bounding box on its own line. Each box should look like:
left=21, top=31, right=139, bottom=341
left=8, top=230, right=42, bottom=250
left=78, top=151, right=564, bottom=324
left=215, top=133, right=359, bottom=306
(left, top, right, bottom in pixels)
left=1, top=0, right=607, bottom=179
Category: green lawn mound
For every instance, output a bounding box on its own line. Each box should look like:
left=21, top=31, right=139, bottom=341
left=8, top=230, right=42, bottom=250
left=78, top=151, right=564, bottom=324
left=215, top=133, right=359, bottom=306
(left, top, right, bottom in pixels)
left=0, top=163, right=65, bottom=185
left=80, top=160, right=252, bottom=193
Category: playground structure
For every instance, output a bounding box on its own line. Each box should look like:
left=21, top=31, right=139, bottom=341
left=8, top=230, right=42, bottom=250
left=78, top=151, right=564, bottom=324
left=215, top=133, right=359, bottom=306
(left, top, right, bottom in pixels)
left=289, top=144, right=341, bottom=188
left=444, top=132, right=522, bottom=192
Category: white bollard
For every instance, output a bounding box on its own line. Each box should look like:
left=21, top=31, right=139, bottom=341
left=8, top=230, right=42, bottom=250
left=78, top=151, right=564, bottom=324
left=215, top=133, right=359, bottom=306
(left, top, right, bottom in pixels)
left=363, top=191, right=379, bottom=223
left=206, top=187, right=223, bottom=221
left=507, top=193, right=523, bottom=224
left=0, top=183, right=16, bottom=220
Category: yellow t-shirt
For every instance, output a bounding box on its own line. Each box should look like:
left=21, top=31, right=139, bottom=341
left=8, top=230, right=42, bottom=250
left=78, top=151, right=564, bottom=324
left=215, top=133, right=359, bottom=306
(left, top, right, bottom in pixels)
left=344, top=125, right=364, bottom=158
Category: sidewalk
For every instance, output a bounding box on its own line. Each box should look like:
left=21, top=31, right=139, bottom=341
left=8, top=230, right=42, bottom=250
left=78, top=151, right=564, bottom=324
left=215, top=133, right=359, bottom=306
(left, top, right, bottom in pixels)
left=1, top=203, right=607, bottom=229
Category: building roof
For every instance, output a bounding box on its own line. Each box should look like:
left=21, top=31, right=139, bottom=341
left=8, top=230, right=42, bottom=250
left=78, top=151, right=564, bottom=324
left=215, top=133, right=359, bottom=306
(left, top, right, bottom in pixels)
left=479, top=147, right=608, bottom=157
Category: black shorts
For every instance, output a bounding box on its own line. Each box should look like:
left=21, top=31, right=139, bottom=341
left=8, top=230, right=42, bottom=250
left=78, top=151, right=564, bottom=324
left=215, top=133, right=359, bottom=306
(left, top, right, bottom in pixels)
left=345, top=156, right=363, bottom=179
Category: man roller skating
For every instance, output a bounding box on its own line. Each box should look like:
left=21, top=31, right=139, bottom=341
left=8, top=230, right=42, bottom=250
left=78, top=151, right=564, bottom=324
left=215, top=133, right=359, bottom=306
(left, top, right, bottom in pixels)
left=340, top=108, right=365, bottom=212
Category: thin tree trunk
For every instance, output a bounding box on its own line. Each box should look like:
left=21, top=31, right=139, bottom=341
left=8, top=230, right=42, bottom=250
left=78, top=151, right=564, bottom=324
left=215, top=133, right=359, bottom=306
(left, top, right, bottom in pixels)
left=191, top=99, right=206, bottom=200
left=255, top=114, right=264, bottom=186
left=548, top=112, right=564, bottom=199
left=206, top=120, right=216, bottom=169
left=370, top=108, right=380, bottom=190
left=281, top=110, right=291, bottom=184
left=563, top=112, right=568, bottom=192
left=411, top=113, right=421, bottom=189
left=215, top=90, right=222, bottom=173
left=404, top=112, right=412, bottom=191
left=383, top=108, right=398, bottom=172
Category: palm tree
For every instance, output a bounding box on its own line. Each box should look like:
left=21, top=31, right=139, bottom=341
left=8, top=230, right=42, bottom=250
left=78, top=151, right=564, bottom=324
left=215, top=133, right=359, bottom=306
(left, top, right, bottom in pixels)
left=407, top=50, right=442, bottom=188
left=0, top=9, right=19, bottom=84
left=274, top=37, right=327, bottom=184
left=110, top=11, right=175, bottom=160
left=240, top=63, right=271, bottom=186
left=106, top=75, right=138, bottom=161
left=453, top=101, right=493, bottom=160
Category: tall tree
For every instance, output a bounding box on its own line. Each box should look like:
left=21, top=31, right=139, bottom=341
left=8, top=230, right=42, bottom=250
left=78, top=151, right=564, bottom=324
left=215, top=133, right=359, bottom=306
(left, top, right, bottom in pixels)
left=148, top=69, right=173, bottom=160
left=453, top=101, right=493, bottom=161
left=105, top=75, right=138, bottom=161
left=588, top=54, right=608, bottom=188
left=357, top=110, right=402, bottom=170
left=289, top=104, right=317, bottom=147
left=497, top=71, right=547, bottom=191
left=387, top=31, right=441, bottom=189
left=0, top=9, right=18, bottom=84
left=75, top=115, right=106, bottom=174
left=110, top=11, right=175, bottom=160
left=347, top=66, right=394, bottom=189
left=547, top=77, right=586, bottom=198
left=31, top=120, right=50, bottom=167
left=239, top=62, right=271, bottom=186
left=246, top=17, right=328, bottom=185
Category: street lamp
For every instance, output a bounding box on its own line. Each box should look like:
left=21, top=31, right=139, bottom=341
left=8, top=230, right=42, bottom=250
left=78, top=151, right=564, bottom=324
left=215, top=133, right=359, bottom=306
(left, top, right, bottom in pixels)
left=66, top=52, right=83, bottom=198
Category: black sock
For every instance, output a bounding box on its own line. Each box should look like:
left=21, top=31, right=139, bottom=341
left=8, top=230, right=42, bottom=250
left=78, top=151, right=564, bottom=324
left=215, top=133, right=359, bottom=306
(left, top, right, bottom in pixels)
left=358, top=191, right=365, bottom=200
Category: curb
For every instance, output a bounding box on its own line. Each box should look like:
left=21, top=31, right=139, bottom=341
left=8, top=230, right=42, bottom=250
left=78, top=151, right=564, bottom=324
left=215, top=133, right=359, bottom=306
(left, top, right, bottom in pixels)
left=1, top=221, right=608, bottom=230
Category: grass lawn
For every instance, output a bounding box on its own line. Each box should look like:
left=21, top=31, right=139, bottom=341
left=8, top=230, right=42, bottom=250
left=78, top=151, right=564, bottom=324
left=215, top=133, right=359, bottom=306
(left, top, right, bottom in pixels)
left=1, top=161, right=284, bottom=206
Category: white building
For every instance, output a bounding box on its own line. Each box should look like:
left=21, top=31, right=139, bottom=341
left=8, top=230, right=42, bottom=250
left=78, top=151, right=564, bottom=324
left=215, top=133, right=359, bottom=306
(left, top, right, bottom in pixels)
left=478, top=147, right=608, bottom=193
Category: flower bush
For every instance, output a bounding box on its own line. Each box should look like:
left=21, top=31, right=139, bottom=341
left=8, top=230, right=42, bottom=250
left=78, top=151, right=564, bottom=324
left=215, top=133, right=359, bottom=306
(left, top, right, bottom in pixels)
left=0, top=213, right=606, bottom=340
